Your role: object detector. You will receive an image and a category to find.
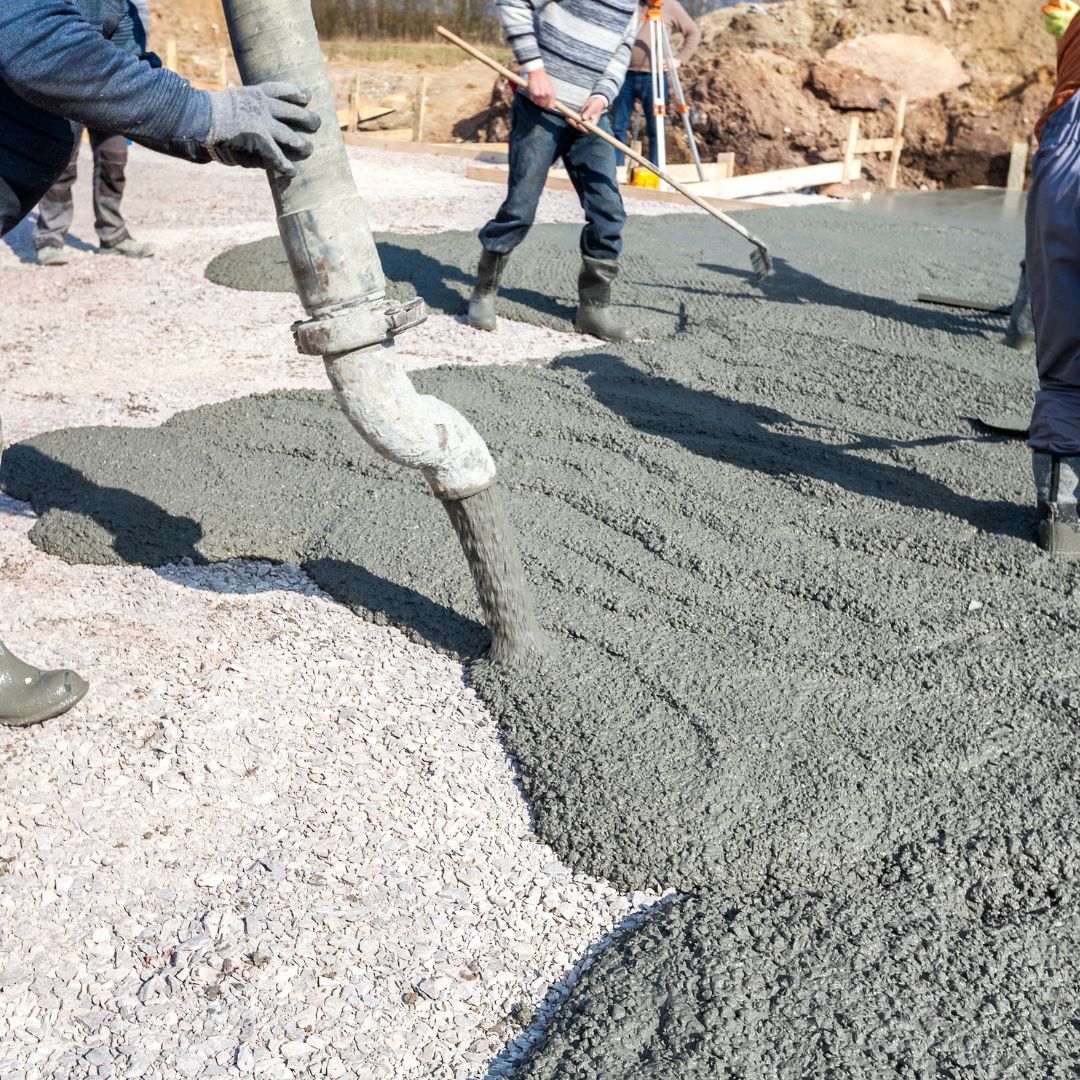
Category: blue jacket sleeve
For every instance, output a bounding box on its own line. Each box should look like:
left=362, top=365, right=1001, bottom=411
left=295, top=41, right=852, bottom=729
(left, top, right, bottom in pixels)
left=0, top=0, right=211, bottom=147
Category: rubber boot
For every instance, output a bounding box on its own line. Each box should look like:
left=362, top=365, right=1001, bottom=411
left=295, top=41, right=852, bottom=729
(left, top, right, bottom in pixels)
left=36, top=245, right=69, bottom=266
left=468, top=249, right=508, bottom=332
left=1004, top=270, right=1034, bottom=350
left=574, top=257, right=631, bottom=342
left=1033, top=452, right=1080, bottom=557
left=100, top=237, right=156, bottom=259
left=0, top=640, right=88, bottom=727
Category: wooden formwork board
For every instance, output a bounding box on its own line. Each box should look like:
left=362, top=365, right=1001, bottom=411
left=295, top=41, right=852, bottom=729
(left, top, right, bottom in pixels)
left=466, top=159, right=857, bottom=203
left=345, top=134, right=511, bottom=161
left=464, top=164, right=768, bottom=210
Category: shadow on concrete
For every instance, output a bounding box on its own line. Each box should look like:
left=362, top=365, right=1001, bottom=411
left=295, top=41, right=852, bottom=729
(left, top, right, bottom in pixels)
left=0, top=445, right=205, bottom=564
left=0, top=446, right=489, bottom=657
left=377, top=240, right=578, bottom=324
left=698, top=257, right=1000, bottom=337
left=558, top=350, right=1030, bottom=540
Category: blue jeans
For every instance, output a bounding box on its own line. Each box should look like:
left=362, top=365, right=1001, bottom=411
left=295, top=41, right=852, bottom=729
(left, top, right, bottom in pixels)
left=1026, top=91, right=1080, bottom=453
left=479, top=92, right=626, bottom=262
left=612, top=71, right=660, bottom=167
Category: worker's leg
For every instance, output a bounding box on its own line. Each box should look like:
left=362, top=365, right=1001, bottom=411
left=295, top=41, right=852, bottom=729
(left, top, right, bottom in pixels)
left=1026, top=94, right=1080, bottom=553
left=638, top=73, right=660, bottom=168
left=563, top=119, right=629, bottom=342
left=31, top=138, right=80, bottom=260
left=91, top=130, right=129, bottom=248
left=611, top=77, right=636, bottom=167
left=92, top=131, right=155, bottom=258
left=470, top=93, right=566, bottom=330
left=478, top=93, right=565, bottom=255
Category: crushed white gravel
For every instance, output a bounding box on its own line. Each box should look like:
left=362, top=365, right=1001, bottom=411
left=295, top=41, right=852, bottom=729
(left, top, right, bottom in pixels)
left=0, top=144, right=678, bottom=1079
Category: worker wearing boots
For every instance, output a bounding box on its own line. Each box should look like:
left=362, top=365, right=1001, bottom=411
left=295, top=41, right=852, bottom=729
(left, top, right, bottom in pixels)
left=0, top=0, right=319, bottom=724
left=469, top=0, right=640, bottom=342
left=31, top=0, right=160, bottom=264
left=1026, top=0, right=1080, bottom=554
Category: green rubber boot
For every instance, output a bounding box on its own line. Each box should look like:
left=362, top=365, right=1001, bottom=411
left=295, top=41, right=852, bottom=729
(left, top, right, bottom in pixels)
left=0, top=418, right=89, bottom=726
left=468, top=249, right=509, bottom=332
left=574, top=256, right=631, bottom=342
left=0, top=640, right=88, bottom=727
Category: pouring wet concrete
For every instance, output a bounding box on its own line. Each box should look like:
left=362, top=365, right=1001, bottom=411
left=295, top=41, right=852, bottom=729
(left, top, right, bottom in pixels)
left=7, top=209, right=1078, bottom=1074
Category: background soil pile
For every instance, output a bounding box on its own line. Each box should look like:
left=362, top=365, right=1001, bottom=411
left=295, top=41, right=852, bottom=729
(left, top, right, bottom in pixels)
left=688, top=0, right=1054, bottom=188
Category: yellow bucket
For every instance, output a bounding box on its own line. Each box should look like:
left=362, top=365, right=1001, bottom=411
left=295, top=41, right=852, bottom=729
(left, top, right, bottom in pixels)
left=631, top=166, right=661, bottom=189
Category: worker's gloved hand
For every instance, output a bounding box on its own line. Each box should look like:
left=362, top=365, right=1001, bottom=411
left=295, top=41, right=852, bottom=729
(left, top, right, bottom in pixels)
left=1044, top=0, right=1079, bottom=38
left=203, top=83, right=320, bottom=177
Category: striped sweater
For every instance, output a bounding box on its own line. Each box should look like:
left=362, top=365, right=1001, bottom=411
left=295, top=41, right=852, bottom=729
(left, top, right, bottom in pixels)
left=496, top=0, right=640, bottom=111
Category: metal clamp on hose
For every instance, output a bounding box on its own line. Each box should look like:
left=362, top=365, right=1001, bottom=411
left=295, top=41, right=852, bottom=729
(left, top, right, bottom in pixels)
left=292, top=296, right=428, bottom=356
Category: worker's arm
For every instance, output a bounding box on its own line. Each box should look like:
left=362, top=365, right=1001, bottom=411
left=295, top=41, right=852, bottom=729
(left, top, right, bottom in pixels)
left=0, top=0, right=210, bottom=150
left=669, top=0, right=702, bottom=65
left=495, top=0, right=544, bottom=73
left=591, top=9, right=641, bottom=107
left=0, top=0, right=318, bottom=173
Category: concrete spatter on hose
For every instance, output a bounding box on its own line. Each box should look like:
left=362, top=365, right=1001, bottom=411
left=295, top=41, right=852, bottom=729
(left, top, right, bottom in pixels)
left=9, top=210, right=1079, bottom=1073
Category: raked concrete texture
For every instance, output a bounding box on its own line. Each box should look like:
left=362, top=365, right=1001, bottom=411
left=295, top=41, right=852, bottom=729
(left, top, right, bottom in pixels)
left=5, top=209, right=1076, bottom=1076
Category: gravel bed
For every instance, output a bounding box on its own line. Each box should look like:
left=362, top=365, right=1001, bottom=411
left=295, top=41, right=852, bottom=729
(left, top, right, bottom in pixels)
left=0, top=144, right=677, bottom=1078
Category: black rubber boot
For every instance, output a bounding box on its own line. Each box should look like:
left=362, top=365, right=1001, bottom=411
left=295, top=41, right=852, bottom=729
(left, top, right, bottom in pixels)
left=574, top=256, right=631, bottom=342
left=0, top=640, right=88, bottom=727
left=468, top=249, right=509, bottom=332
left=1004, top=270, right=1034, bottom=351
left=1033, top=452, right=1080, bottom=557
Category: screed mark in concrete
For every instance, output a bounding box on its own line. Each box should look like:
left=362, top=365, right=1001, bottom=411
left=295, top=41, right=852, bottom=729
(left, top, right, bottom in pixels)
left=8, top=211, right=1079, bottom=1075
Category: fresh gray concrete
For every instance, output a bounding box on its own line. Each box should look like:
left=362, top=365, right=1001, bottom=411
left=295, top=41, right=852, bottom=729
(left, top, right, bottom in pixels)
left=7, top=209, right=1075, bottom=1075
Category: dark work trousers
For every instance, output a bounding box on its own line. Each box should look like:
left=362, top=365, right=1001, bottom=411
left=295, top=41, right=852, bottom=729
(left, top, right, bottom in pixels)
left=33, top=129, right=131, bottom=251
left=478, top=92, right=626, bottom=262
left=612, top=71, right=660, bottom=167
left=1027, top=91, right=1080, bottom=454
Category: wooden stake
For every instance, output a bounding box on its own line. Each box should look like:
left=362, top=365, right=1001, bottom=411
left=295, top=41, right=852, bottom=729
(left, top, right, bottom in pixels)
left=842, top=116, right=860, bottom=184
left=349, top=73, right=361, bottom=133
left=1007, top=141, right=1029, bottom=192
left=886, top=95, right=907, bottom=189
left=715, top=151, right=736, bottom=180
left=413, top=75, right=429, bottom=143
left=165, top=39, right=177, bottom=72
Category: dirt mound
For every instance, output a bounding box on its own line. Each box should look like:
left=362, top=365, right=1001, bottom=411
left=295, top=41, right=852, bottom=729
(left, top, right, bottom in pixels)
left=682, top=0, right=1055, bottom=189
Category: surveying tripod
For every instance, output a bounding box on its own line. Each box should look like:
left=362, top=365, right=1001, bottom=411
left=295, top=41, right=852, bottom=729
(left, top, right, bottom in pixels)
left=642, top=0, right=705, bottom=183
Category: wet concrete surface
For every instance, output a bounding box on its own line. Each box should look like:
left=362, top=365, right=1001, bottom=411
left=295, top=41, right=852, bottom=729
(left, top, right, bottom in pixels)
left=7, top=209, right=1079, bottom=1076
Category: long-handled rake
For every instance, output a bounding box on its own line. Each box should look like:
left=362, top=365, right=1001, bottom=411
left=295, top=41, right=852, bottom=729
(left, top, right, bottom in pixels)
left=436, top=25, right=774, bottom=279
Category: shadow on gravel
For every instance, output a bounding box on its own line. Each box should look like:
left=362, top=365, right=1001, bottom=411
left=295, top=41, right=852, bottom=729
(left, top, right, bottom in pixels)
left=559, top=350, right=1030, bottom=540
left=304, top=556, right=485, bottom=658
left=0, top=445, right=204, bottom=564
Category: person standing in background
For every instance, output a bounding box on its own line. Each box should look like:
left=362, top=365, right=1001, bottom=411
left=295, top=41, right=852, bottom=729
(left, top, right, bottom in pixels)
left=1024, top=0, right=1080, bottom=554
left=612, top=0, right=701, bottom=167
left=32, top=0, right=158, bottom=265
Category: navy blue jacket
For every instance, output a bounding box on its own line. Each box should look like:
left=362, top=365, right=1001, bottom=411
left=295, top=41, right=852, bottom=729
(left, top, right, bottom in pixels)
left=0, top=0, right=211, bottom=229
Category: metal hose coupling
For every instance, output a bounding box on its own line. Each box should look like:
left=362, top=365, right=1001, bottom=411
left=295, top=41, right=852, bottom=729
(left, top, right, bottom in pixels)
left=291, top=294, right=428, bottom=356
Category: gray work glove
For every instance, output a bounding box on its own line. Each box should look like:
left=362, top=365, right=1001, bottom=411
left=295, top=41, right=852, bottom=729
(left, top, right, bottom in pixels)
left=202, top=83, right=320, bottom=177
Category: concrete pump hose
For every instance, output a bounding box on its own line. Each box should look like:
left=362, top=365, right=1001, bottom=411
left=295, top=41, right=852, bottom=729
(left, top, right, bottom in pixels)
left=325, top=342, right=497, bottom=500
left=221, top=0, right=496, bottom=500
